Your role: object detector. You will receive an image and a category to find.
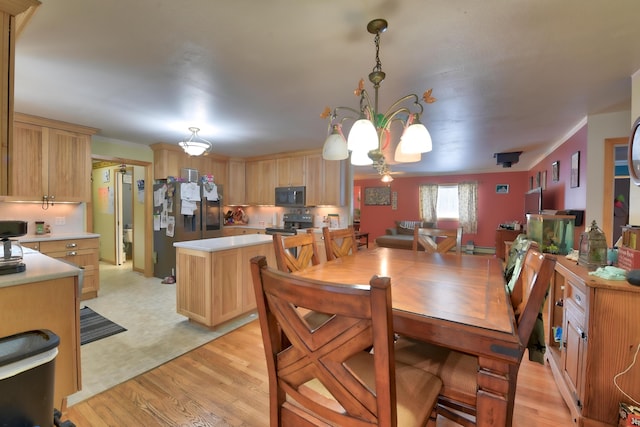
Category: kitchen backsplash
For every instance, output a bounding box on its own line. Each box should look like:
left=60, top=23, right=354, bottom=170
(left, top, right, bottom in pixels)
left=0, top=202, right=86, bottom=235
left=231, top=206, right=350, bottom=228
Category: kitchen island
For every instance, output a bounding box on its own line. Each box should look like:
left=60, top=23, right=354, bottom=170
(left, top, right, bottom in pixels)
left=173, top=234, right=276, bottom=328
left=0, top=249, right=83, bottom=412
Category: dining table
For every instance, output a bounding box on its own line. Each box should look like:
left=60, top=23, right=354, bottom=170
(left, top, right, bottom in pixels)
left=294, top=247, right=522, bottom=427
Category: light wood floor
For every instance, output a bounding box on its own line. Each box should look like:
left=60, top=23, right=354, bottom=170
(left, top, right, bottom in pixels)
left=63, top=320, right=574, bottom=427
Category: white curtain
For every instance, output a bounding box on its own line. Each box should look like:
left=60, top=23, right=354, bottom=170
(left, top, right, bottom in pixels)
left=419, top=184, right=438, bottom=224
left=458, top=181, right=478, bottom=234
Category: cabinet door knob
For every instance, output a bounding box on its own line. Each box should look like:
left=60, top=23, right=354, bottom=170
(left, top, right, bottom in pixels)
left=66, top=243, right=77, bottom=248
left=66, top=251, right=77, bottom=256
left=555, top=299, right=563, bottom=307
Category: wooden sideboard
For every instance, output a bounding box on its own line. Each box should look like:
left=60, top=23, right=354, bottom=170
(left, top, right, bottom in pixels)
left=546, top=257, right=640, bottom=426
left=495, top=228, right=522, bottom=259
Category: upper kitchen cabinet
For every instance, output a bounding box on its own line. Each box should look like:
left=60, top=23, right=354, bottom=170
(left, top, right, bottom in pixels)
left=226, top=159, right=246, bottom=205
left=245, top=159, right=276, bottom=205
left=151, top=143, right=228, bottom=189
left=10, top=114, right=97, bottom=202
left=276, top=156, right=305, bottom=187
left=305, top=153, right=345, bottom=206
left=0, top=0, right=42, bottom=195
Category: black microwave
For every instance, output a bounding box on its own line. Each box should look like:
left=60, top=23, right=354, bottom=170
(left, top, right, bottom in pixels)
left=275, top=186, right=306, bottom=207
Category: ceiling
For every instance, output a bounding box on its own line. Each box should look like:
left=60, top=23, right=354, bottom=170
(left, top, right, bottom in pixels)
left=13, top=0, right=640, bottom=179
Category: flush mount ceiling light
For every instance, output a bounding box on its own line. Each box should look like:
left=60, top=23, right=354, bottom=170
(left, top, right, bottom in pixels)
left=321, top=18, right=436, bottom=181
left=178, top=127, right=212, bottom=157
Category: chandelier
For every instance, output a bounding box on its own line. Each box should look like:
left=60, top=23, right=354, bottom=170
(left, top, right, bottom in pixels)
left=179, top=127, right=213, bottom=156
left=321, top=18, right=436, bottom=180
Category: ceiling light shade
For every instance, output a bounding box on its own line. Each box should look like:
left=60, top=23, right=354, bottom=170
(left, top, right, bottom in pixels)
left=351, top=148, right=374, bottom=166
left=381, top=173, right=394, bottom=182
left=322, top=125, right=349, bottom=160
left=178, top=127, right=212, bottom=156
left=320, top=18, right=436, bottom=178
left=347, top=117, right=378, bottom=152
left=400, top=118, right=432, bottom=154
left=394, top=140, right=421, bottom=163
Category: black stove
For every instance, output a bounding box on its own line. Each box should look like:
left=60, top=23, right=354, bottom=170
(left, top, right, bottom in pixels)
left=265, top=213, right=313, bottom=236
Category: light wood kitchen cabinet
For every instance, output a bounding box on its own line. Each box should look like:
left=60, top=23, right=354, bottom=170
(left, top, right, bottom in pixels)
left=245, top=159, right=276, bottom=205
left=150, top=143, right=229, bottom=189
left=305, top=153, right=345, bottom=206
left=276, top=156, right=305, bottom=187
left=226, top=159, right=246, bottom=205
left=0, top=274, right=81, bottom=412
left=546, top=257, right=640, bottom=426
left=10, top=115, right=97, bottom=202
left=175, top=241, right=275, bottom=327
left=0, top=0, right=41, bottom=195
left=39, top=237, right=100, bottom=300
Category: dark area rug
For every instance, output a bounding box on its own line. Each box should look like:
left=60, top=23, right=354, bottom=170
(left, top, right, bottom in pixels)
left=80, top=307, right=127, bottom=345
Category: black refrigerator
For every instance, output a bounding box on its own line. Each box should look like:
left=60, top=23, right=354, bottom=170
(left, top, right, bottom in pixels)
left=152, top=180, right=223, bottom=279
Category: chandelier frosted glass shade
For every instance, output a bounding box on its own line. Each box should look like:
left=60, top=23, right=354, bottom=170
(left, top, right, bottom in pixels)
left=399, top=119, right=432, bottom=154
left=322, top=125, right=349, bottom=160
left=178, top=127, right=212, bottom=156
left=381, top=173, right=394, bottom=182
left=394, top=140, right=421, bottom=163
left=347, top=118, right=378, bottom=152
left=350, top=148, right=374, bottom=165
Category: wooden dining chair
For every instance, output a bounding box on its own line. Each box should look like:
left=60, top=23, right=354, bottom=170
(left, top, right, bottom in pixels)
left=394, top=247, right=556, bottom=427
left=412, top=226, right=463, bottom=254
left=322, top=226, right=359, bottom=261
left=250, top=255, right=443, bottom=427
left=272, top=230, right=320, bottom=273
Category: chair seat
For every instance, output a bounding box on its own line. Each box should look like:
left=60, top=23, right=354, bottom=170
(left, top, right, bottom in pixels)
left=300, top=351, right=443, bottom=427
left=394, top=337, right=478, bottom=406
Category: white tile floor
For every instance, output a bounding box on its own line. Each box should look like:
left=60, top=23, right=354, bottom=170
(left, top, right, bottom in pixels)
left=67, top=262, right=256, bottom=406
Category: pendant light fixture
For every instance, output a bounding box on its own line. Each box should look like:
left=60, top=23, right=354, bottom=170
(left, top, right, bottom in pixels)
left=178, top=127, right=213, bottom=157
left=321, top=18, right=436, bottom=181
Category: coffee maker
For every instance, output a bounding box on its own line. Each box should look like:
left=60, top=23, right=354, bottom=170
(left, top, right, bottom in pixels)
left=0, top=220, right=28, bottom=275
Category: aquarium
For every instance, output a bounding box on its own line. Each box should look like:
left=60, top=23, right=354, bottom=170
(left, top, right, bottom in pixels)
left=526, top=214, right=576, bottom=255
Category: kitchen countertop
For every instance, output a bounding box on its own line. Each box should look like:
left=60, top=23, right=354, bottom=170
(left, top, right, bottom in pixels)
left=19, top=232, right=100, bottom=243
left=174, top=234, right=273, bottom=252
left=0, top=248, right=82, bottom=289
left=223, top=224, right=271, bottom=230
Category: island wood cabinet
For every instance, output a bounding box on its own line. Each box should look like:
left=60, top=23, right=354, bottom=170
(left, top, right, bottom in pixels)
left=0, top=274, right=81, bottom=413
left=175, top=242, right=275, bottom=327
left=222, top=227, right=265, bottom=237
left=9, top=114, right=97, bottom=202
left=35, top=237, right=100, bottom=300
left=546, top=257, right=640, bottom=426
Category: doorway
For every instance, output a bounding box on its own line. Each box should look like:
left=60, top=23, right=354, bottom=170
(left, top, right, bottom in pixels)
left=90, top=155, right=154, bottom=277
left=603, top=137, right=630, bottom=247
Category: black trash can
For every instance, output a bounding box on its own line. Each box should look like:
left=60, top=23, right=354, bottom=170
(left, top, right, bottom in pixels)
left=0, top=329, right=59, bottom=427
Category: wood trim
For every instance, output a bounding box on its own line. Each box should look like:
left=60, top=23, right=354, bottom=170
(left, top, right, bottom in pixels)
left=602, top=137, right=628, bottom=247
left=14, top=112, right=99, bottom=135
left=0, top=0, right=39, bottom=17
left=14, top=0, right=39, bottom=38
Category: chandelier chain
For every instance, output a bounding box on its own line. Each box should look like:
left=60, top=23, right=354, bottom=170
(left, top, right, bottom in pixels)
left=373, top=32, right=382, bottom=74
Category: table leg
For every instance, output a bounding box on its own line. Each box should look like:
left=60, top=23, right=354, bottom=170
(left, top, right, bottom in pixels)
left=476, top=357, right=513, bottom=427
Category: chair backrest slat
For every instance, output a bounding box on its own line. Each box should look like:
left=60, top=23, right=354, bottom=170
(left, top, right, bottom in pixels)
left=272, top=230, right=320, bottom=273
left=250, top=256, right=398, bottom=426
left=322, top=226, right=359, bottom=260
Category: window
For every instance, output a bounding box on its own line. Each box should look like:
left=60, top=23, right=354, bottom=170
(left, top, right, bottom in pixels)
left=436, top=185, right=459, bottom=219
left=419, top=182, right=478, bottom=233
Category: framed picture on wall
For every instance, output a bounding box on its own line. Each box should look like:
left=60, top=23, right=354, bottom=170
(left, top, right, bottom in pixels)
left=541, top=170, right=547, bottom=190
left=364, top=186, right=391, bottom=205
left=570, top=151, right=580, bottom=188
left=496, top=184, right=509, bottom=194
left=552, top=161, right=559, bottom=182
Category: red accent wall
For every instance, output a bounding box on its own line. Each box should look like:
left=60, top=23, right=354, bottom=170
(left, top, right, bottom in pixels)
left=355, top=124, right=588, bottom=250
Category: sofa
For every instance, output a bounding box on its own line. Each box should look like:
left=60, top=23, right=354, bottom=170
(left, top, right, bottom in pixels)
left=375, top=220, right=435, bottom=250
